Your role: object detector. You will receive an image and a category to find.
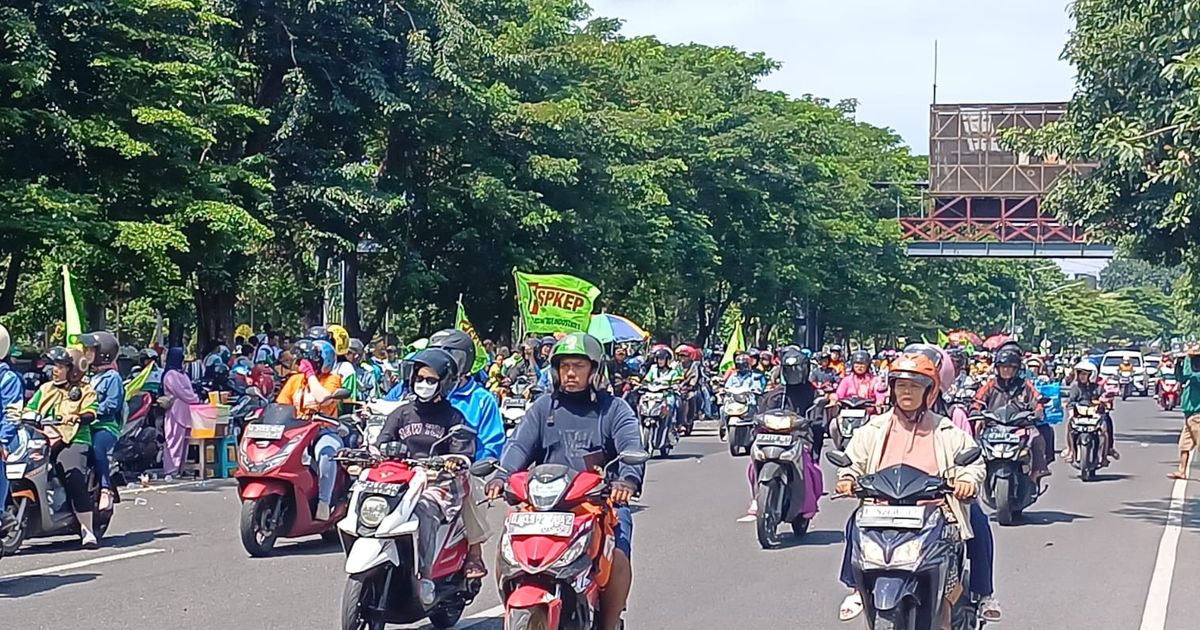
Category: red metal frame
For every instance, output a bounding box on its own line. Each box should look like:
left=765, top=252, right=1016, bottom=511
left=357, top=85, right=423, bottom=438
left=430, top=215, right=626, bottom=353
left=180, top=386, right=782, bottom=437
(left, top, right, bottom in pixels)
left=900, top=196, right=1088, bottom=244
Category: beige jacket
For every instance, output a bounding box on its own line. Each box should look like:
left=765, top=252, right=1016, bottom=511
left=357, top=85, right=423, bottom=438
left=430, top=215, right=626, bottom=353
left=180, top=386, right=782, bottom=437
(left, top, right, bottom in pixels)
left=837, top=410, right=986, bottom=539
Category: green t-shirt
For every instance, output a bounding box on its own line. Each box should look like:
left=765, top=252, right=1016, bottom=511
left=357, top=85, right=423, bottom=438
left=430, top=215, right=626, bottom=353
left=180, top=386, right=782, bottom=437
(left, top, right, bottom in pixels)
left=1177, top=359, right=1200, bottom=416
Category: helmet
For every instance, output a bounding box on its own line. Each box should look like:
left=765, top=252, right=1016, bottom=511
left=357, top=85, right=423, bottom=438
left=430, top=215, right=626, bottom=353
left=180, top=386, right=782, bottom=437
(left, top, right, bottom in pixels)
left=653, top=348, right=672, bottom=363
left=995, top=347, right=1023, bottom=368
left=887, top=353, right=940, bottom=406
left=780, top=349, right=808, bottom=385
left=313, top=340, right=336, bottom=372
left=817, top=352, right=831, bottom=362
left=549, top=332, right=605, bottom=390
left=137, top=348, right=160, bottom=365
left=0, top=324, right=9, bottom=360
left=327, top=324, right=350, bottom=356
left=306, top=325, right=332, bottom=342
left=429, top=329, right=476, bottom=379
left=79, top=331, right=119, bottom=366
left=408, top=348, right=459, bottom=400
left=1073, top=360, right=1098, bottom=375
left=734, top=353, right=751, bottom=371
left=830, top=345, right=843, bottom=353
left=23, top=370, right=45, bottom=391
left=44, top=345, right=73, bottom=366
left=292, top=339, right=316, bottom=364
left=348, top=338, right=365, bottom=356
left=850, top=350, right=872, bottom=366
left=948, top=347, right=967, bottom=370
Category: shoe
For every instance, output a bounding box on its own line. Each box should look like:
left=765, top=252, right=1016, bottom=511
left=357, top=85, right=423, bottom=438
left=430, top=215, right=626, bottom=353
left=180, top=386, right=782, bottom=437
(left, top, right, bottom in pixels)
left=81, top=531, right=99, bottom=548
left=419, top=579, right=436, bottom=606
left=0, top=510, right=17, bottom=533
left=979, top=595, right=1003, bottom=621
left=747, top=500, right=758, bottom=516
left=99, top=489, right=113, bottom=511
left=316, top=501, right=331, bottom=521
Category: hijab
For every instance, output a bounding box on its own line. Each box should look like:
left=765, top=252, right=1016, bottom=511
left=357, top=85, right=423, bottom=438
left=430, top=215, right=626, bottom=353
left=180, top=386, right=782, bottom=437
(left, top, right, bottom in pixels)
left=166, top=347, right=185, bottom=372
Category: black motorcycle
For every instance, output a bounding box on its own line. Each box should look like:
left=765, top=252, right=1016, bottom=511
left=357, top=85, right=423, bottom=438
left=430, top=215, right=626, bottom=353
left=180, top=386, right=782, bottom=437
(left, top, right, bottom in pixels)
left=974, top=404, right=1043, bottom=526
left=752, top=409, right=814, bottom=548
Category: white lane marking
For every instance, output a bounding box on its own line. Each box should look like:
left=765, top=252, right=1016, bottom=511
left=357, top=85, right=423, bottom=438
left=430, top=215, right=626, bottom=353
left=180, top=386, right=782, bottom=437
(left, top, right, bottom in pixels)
left=736, top=515, right=756, bottom=523
left=1137, top=453, right=1194, bottom=630
left=456, top=604, right=506, bottom=628
left=0, top=548, right=165, bottom=581
left=122, top=478, right=236, bottom=495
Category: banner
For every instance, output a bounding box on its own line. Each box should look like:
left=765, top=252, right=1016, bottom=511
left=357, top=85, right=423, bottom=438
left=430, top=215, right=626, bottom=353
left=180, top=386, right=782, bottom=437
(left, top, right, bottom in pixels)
left=125, top=365, right=153, bottom=401
left=513, top=271, right=601, bottom=334
left=456, top=297, right=489, bottom=374
left=937, top=330, right=949, bottom=347
left=719, top=320, right=746, bottom=373
left=61, top=265, right=83, bottom=346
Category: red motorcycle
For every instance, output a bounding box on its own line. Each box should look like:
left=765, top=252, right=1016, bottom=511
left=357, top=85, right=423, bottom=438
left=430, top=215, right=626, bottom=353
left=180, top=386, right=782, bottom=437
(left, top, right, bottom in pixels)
left=235, top=393, right=357, bottom=556
left=1159, top=376, right=1181, bottom=411
left=472, top=450, right=649, bottom=630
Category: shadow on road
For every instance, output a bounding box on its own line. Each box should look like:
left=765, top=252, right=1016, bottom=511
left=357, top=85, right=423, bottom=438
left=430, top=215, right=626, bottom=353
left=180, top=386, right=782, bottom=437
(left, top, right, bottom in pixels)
left=274, top=538, right=342, bottom=556
left=1115, top=496, right=1200, bottom=530
left=1117, top=431, right=1181, bottom=446
left=994, top=509, right=1091, bottom=526
left=0, top=573, right=98, bottom=598
left=769, top=528, right=844, bottom=550
left=13, top=528, right=188, bottom=557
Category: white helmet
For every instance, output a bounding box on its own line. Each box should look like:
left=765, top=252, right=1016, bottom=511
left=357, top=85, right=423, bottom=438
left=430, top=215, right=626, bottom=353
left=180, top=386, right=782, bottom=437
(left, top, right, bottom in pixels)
left=0, top=324, right=9, bottom=360
left=1073, top=360, right=1097, bottom=374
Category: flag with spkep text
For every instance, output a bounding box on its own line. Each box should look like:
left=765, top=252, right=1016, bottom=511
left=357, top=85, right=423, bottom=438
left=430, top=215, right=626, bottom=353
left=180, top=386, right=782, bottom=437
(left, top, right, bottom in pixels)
left=513, top=271, right=601, bottom=334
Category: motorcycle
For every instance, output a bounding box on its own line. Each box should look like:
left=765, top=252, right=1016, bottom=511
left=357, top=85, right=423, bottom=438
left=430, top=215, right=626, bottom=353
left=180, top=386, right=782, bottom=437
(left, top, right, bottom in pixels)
left=234, top=389, right=358, bottom=556
left=470, top=449, right=651, bottom=630
left=637, top=382, right=679, bottom=458
left=827, top=448, right=987, bottom=630
left=975, top=404, right=1042, bottom=526
left=337, top=427, right=481, bottom=630
left=752, top=409, right=814, bottom=548
left=3, top=411, right=122, bottom=555
left=830, top=397, right=874, bottom=451
left=111, top=391, right=161, bottom=474
left=501, top=377, right=538, bottom=436
left=723, top=385, right=760, bottom=457
left=1118, top=369, right=1134, bottom=401
left=1070, top=402, right=1106, bottom=482
left=1159, top=376, right=1180, bottom=412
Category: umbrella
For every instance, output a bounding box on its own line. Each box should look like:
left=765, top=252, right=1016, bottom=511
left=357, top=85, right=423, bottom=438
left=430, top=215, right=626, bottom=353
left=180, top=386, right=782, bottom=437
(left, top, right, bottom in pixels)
left=948, top=330, right=983, bottom=346
left=982, top=334, right=1013, bottom=350
left=588, top=314, right=650, bottom=343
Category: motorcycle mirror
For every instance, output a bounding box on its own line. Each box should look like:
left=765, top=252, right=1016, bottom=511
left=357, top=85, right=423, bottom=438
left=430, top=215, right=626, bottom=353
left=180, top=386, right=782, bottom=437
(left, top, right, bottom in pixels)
left=470, top=458, right=500, bottom=478
left=954, top=447, right=982, bottom=467
left=1038, top=396, right=1052, bottom=405
left=246, top=386, right=262, bottom=399
left=825, top=450, right=853, bottom=468
left=618, top=450, right=651, bottom=466
left=329, top=388, right=352, bottom=400
left=451, top=423, right=478, bottom=440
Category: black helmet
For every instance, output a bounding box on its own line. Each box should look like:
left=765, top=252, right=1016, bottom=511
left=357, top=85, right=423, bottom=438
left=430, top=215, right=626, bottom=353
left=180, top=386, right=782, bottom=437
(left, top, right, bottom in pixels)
left=138, top=348, right=160, bottom=365
left=995, top=347, right=1023, bottom=368
left=292, top=339, right=319, bottom=368
left=817, top=351, right=832, bottom=362
left=79, top=331, right=119, bottom=366
left=23, top=370, right=45, bottom=390
left=429, top=329, right=475, bottom=379
left=653, top=348, right=672, bottom=363
left=306, top=325, right=332, bottom=342
left=44, top=346, right=73, bottom=366
left=850, top=350, right=872, bottom=366
left=408, top=348, right=458, bottom=400
left=947, top=347, right=967, bottom=370
left=733, top=352, right=751, bottom=371
left=780, top=349, right=807, bottom=385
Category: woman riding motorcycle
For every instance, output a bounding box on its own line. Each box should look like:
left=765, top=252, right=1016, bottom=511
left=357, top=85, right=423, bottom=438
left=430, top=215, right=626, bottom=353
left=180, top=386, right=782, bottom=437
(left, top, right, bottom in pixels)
left=832, top=350, right=885, bottom=405
left=80, top=331, right=124, bottom=511
left=1063, top=360, right=1118, bottom=465
left=26, top=346, right=101, bottom=547
left=275, top=338, right=344, bottom=519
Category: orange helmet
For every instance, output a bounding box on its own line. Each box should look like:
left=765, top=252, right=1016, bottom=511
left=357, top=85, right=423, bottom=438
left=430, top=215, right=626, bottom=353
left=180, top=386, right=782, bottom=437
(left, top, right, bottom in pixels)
left=888, top=352, right=940, bottom=405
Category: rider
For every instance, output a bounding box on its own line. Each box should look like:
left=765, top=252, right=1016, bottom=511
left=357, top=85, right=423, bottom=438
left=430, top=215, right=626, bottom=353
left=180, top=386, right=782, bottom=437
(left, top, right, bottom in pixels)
left=812, top=352, right=840, bottom=394
left=828, top=345, right=846, bottom=377
left=80, top=331, right=124, bottom=512
left=832, top=350, right=884, bottom=405
left=377, top=348, right=475, bottom=605
left=134, top=348, right=163, bottom=395
left=276, top=338, right=344, bottom=519
left=834, top=353, right=997, bottom=622
left=0, top=325, right=23, bottom=532
left=973, top=345, right=1052, bottom=480
left=1063, top=360, right=1118, bottom=465
left=27, top=346, right=101, bottom=546
left=486, top=333, right=644, bottom=630
left=328, top=325, right=359, bottom=402
left=645, top=348, right=682, bottom=430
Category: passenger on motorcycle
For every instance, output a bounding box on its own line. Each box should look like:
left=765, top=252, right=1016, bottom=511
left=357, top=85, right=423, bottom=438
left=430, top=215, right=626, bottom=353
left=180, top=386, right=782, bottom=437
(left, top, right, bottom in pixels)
left=812, top=353, right=840, bottom=392
left=676, top=346, right=704, bottom=430
left=486, top=332, right=644, bottom=630
left=834, top=353, right=997, bottom=622
left=0, top=325, right=24, bottom=533
left=276, top=338, right=344, bottom=520
left=1063, top=360, right=1118, bottom=465
left=27, top=346, right=102, bottom=546
left=973, top=346, right=1052, bottom=480
left=724, top=353, right=762, bottom=392
left=377, top=348, right=476, bottom=605
left=832, top=350, right=885, bottom=405
left=80, top=331, right=124, bottom=512
left=606, top=345, right=636, bottom=392
left=828, top=345, right=846, bottom=377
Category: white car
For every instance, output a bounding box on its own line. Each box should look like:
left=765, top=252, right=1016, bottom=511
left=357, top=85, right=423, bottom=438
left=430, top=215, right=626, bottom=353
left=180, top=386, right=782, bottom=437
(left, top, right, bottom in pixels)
left=1099, top=350, right=1149, bottom=396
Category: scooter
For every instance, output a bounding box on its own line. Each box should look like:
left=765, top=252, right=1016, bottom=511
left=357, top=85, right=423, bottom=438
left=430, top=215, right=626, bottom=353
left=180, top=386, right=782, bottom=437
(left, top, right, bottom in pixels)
left=3, top=411, right=121, bottom=555
left=752, top=409, right=814, bottom=548
left=827, top=448, right=986, bottom=630
left=501, top=377, right=537, bottom=436
left=1159, top=376, right=1180, bottom=412
left=1069, top=402, right=1106, bottom=482
left=111, top=391, right=161, bottom=474
left=637, top=382, right=679, bottom=458
left=470, top=449, right=651, bottom=630
left=1118, top=369, right=1134, bottom=401
left=830, top=397, right=874, bottom=451
left=975, top=405, right=1042, bottom=526
left=234, top=389, right=358, bottom=557
left=723, top=385, right=760, bottom=457
left=337, top=427, right=481, bottom=630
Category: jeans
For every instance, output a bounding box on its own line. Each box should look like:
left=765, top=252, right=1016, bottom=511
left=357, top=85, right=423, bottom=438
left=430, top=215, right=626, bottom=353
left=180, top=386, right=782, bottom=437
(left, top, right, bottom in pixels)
left=313, top=429, right=344, bottom=505
left=839, top=502, right=994, bottom=597
left=90, top=428, right=119, bottom=490
left=0, top=424, right=15, bottom=511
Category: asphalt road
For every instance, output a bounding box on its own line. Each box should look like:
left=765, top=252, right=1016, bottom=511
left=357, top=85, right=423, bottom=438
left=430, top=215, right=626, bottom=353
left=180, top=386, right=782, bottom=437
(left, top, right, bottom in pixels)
left=2, top=397, right=1196, bottom=629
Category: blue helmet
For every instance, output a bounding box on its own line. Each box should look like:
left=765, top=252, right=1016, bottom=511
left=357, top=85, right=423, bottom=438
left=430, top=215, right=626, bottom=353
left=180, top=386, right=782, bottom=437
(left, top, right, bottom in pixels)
left=313, top=340, right=336, bottom=372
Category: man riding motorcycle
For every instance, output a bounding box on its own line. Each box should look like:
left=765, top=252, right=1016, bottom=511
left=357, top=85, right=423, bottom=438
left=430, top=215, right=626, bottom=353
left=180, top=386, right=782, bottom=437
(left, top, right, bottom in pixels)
left=485, top=333, right=645, bottom=630
left=973, top=346, right=1051, bottom=480
left=1063, top=360, right=1119, bottom=465
left=0, top=324, right=23, bottom=533
left=834, top=352, right=999, bottom=623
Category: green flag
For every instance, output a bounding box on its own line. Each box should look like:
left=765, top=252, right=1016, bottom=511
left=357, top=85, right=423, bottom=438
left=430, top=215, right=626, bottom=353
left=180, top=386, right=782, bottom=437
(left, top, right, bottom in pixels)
left=513, top=270, right=601, bottom=334
left=61, top=265, right=83, bottom=346
left=719, top=321, right=746, bottom=373
left=456, top=297, right=489, bottom=374
left=937, top=330, right=949, bottom=347
left=125, top=366, right=153, bottom=401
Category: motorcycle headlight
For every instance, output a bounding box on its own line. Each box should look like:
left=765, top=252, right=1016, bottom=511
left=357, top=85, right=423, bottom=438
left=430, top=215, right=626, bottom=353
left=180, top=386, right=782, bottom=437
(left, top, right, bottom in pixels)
left=550, top=532, right=592, bottom=569
left=762, top=414, right=793, bottom=432
left=860, top=539, right=887, bottom=568
left=890, top=539, right=922, bottom=568
left=725, top=402, right=748, bottom=416
left=528, top=477, right=570, bottom=511
left=359, top=496, right=389, bottom=528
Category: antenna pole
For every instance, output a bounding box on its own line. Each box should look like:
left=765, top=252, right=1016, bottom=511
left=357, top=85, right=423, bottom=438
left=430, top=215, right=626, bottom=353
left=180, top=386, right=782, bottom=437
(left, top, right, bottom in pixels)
left=932, top=40, right=939, bottom=104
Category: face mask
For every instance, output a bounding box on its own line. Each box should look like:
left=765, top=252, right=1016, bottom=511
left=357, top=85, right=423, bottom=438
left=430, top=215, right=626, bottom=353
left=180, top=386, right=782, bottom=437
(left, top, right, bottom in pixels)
left=413, top=381, right=439, bottom=402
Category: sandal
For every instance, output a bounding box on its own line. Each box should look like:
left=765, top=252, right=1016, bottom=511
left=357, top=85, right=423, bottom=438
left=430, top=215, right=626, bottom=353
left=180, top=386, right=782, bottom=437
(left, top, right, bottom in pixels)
left=99, top=489, right=114, bottom=511
left=1108, top=449, right=1121, bottom=461
left=979, top=596, right=1003, bottom=621
left=1168, top=471, right=1188, bottom=480
left=464, top=555, right=488, bottom=579
left=839, top=592, right=864, bottom=621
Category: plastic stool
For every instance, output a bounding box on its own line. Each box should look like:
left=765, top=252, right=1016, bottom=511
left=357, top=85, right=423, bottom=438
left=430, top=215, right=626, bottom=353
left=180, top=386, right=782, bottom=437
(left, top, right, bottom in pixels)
left=215, top=434, right=239, bottom=478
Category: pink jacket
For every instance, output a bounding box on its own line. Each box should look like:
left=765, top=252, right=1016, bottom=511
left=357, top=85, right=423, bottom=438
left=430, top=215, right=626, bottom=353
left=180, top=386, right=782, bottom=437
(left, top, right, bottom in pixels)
left=836, top=372, right=886, bottom=405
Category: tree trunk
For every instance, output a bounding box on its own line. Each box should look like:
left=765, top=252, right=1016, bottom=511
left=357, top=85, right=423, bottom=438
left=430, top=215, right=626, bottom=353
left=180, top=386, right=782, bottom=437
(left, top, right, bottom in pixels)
left=342, top=252, right=362, bottom=338
left=306, top=253, right=328, bottom=326
left=194, top=281, right=236, bottom=350
left=0, top=252, right=25, bottom=316
left=86, top=302, right=107, bottom=332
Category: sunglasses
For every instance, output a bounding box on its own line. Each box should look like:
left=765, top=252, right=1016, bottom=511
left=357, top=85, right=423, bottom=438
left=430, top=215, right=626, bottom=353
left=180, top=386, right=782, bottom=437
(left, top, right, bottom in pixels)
left=414, top=375, right=440, bottom=385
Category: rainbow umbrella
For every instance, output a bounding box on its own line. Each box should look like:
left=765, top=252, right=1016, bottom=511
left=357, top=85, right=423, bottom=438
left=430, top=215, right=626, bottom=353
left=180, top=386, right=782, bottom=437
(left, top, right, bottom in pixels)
left=588, top=314, right=649, bottom=343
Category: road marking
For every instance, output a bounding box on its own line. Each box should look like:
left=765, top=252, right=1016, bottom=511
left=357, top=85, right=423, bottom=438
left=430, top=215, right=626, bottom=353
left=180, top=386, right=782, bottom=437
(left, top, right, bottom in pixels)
left=457, top=604, right=506, bottom=628
left=1137, top=454, right=1194, bottom=630
left=122, top=478, right=236, bottom=495
left=736, top=515, right=756, bottom=523
left=0, top=548, right=165, bottom=581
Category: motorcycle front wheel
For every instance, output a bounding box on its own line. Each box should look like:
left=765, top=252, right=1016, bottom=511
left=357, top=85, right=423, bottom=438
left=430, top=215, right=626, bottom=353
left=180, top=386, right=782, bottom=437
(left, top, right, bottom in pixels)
left=755, top=481, right=782, bottom=549
left=1079, top=440, right=1096, bottom=482
left=239, top=496, right=285, bottom=557
left=341, top=573, right=386, bottom=630
left=2, top=498, right=29, bottom=556
left=506, top=606, right=551, bottom=630
left=871, top=602, right=915, bottom=630
left=993, top=476, right=1014, bottom=526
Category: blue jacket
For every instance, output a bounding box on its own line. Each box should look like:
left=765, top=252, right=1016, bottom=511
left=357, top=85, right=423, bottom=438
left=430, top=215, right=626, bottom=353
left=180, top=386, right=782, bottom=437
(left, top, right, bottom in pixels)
left=0, top=362, right=22, bottom=445
left=382, top=381, right=406, bottom=401
left=90, top=369, right=125, bottom=423
left=449, top=379, right=505, bottom=460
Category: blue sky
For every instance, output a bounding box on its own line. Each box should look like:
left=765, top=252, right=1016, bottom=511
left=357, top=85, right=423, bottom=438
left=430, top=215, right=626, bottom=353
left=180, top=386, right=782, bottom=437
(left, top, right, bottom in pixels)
left=587, top=0, right=1076, bottom=152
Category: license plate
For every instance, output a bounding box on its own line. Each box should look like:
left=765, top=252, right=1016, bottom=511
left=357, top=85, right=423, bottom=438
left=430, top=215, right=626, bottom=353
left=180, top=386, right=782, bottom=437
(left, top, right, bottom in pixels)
left=857, top=504, right=926, bottom=529
left=1074, top=416, right=1101, bottom=427
left=5, top=463, right=25, bottom=479
left=353, top=480, right=404, bottom=496
left=244, top=424, right=285, bottom=440
left=504, top=398, right=526, bottom=408
left=506, top=511, right=575, bottom=537
left=755, top=433, right=793, bottom=446
left=983, top=429, right=1020, bottom=444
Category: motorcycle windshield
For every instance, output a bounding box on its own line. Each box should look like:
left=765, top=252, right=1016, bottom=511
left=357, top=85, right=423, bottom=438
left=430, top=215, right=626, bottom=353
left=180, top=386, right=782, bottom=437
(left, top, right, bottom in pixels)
left=859, top=464, right=946, bottom=503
